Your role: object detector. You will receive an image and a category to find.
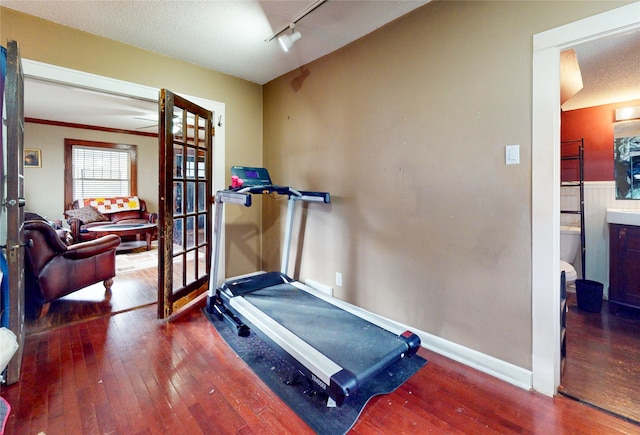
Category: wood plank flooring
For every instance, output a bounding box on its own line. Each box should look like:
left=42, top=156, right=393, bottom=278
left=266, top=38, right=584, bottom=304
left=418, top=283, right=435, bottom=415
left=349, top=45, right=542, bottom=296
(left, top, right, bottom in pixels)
left=24, top=244, right=161, bottom=334
left=560, top=291, right=640, bottom=423
left=25, top=267, right=157, bottom=335
left=3, top=299, right=639, bottom=434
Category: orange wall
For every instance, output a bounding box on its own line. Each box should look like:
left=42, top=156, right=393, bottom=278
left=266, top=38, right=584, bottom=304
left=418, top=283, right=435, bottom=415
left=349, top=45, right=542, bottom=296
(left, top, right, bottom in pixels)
left=561, top=99, right=640, bottom=181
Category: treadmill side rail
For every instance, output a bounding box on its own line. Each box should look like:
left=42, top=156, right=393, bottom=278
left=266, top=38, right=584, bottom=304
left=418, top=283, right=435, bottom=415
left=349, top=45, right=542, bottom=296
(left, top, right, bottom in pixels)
left=224, top=290, right=343, bottom=385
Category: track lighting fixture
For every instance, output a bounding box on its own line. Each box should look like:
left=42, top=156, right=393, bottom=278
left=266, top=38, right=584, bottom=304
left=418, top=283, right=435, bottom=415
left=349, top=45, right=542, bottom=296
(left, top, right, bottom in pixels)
left=278, top=24, right=302, bottom=52
left=266, top=0, right=328, bottom=52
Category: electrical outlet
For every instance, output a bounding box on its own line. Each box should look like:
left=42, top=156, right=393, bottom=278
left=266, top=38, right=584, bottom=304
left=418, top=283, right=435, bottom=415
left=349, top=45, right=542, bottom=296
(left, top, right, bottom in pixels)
left=336, top=272, right=343, bottom=287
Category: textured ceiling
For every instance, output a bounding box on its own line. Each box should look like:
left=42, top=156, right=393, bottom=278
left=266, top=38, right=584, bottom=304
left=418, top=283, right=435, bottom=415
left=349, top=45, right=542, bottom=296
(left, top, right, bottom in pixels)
left=3, top=1, right=639, bottom=131
left=561, top=28, right=640, bottom=111
left=1, top=0, right=430, bottom=85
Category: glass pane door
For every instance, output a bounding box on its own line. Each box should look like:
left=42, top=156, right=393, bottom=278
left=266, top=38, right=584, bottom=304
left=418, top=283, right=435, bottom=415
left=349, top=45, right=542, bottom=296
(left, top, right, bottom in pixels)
left=158, top=89, right=213, bottom=318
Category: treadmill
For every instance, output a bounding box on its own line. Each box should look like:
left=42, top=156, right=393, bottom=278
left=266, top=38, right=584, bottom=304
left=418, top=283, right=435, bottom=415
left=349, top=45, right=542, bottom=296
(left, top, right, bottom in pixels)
left=207, top=166, right=421, bottom=407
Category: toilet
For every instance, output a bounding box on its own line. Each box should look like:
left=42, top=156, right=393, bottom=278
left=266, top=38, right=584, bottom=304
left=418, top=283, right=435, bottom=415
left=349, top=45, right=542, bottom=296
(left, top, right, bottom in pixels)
left=560, top=225, right=581, bottom=286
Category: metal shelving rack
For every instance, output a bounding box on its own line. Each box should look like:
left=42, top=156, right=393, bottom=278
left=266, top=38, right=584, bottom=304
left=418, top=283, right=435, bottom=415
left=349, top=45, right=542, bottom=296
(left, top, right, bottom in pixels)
left=560, top=138, right=584, bottom=378
left=561, top=138, right=585, bottom=279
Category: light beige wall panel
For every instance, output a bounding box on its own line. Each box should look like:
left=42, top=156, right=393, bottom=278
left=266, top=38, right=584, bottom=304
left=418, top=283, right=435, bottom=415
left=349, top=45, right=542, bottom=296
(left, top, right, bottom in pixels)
left=1, top=7, right=263, bottom=277
left=263, top=1, right=630, bottom=369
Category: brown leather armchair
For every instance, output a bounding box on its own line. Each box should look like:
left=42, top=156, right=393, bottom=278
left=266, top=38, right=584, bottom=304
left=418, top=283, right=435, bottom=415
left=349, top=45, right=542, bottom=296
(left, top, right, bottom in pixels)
left=25, top=211, right=72, bottom=245
left=24, top=220, right=121, bottom=319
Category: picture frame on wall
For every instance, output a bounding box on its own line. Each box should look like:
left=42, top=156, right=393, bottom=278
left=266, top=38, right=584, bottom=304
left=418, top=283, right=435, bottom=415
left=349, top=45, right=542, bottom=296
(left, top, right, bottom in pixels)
left=24, top=148, right=41, bottom=168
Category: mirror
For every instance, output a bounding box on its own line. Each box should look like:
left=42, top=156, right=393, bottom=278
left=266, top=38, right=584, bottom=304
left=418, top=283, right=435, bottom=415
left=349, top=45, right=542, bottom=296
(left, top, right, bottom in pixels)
left=614, top=121, right=640, bottom=199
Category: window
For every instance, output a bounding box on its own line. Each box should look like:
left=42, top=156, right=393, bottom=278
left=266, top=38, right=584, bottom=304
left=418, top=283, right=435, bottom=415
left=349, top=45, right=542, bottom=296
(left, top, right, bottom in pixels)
left=64, top=139, right=138, bottom=208
left=72, top=146, right=130, bottom=199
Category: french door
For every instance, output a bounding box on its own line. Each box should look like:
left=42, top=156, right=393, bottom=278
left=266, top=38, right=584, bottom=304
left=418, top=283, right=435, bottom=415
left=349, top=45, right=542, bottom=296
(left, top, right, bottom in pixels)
left=3, top=40, right=26, bottom=384
left=158, top=89, right=213, bottom=318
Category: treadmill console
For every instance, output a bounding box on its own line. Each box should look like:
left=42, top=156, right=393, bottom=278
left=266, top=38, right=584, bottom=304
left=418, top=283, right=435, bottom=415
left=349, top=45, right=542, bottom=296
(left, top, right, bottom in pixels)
left=226, top=166, right=330, bottom=203
left=230, top=166, right=272, bottom=187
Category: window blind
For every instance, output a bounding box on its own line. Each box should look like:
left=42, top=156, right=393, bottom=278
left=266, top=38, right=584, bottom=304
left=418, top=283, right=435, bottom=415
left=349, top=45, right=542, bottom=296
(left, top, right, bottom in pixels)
left=73, top=146, right=130, bottom=200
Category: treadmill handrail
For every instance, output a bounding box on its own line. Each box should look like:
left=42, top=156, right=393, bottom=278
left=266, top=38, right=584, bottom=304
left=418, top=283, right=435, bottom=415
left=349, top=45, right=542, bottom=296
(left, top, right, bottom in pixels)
left=296, top=190, right=331, bottom=203
left=223, top=184, right=331, bottom=204
left=210, top=184, right=330, bottom=292
left=215, top=190, right=251, bottom=206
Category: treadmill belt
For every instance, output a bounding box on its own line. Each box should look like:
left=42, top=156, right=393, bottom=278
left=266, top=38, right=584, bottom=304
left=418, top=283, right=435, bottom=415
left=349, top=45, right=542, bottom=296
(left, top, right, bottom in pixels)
left=243, top=283, right=408, bottom=383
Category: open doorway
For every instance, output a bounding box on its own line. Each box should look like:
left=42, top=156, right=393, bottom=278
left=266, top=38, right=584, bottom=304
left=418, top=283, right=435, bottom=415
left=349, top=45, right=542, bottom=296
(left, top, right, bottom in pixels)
left=531, top=0, right=640, bottom=404
left=557, top=27, right=640, bottom=422
left=20, top=60, right=226, bottom=331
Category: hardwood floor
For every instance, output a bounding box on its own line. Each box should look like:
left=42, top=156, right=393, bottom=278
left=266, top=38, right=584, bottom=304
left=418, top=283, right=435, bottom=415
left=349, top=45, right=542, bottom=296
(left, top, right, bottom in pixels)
left=24, top=244, right=164, bottom=335
left=3, top=282, right=640, bottom=433
left=25, top=266, right=157, bottom=335
left=560, top=291, right=640, bottom=423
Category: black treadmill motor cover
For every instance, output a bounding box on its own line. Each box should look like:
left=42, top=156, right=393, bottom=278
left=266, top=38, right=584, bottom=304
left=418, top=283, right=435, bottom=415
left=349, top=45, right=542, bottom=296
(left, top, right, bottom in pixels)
left=224, top=271, right=291, bottom=296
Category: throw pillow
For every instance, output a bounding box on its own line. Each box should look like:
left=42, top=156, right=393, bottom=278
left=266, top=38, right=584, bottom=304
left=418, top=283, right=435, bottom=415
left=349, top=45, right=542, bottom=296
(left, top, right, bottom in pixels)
left=65, top=206, right=109, bottom=224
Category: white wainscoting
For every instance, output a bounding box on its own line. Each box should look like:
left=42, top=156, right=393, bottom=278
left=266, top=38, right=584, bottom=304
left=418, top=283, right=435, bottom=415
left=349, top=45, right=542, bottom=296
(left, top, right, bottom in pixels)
left=561, top=181, right=640, bottom=297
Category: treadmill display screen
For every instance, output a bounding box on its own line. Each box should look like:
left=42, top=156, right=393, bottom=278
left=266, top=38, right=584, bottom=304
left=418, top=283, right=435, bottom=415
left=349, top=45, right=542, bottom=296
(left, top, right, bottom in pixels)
left=230, top=166, right=273, bottom=186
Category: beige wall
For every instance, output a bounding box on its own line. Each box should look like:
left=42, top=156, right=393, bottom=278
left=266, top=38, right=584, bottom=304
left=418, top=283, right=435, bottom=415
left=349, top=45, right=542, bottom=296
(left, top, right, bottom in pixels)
left=263, top=1, right=630, bottom=369
left=1, top=7, right=263, bottom=277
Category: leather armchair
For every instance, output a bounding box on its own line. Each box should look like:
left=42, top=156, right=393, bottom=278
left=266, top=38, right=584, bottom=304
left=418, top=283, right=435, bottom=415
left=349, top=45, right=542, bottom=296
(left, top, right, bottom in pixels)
left=24, top=220, right=121, bottom=319
left=25, top=211, right=72, bottom=245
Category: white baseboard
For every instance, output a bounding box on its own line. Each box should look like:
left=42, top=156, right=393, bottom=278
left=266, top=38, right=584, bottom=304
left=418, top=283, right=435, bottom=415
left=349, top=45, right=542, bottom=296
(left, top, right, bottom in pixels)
left=304, top=279, right=334, bottom=297
left=370, top=312, right=534, bottom=391
left=417, top=329, right=533, bottom=391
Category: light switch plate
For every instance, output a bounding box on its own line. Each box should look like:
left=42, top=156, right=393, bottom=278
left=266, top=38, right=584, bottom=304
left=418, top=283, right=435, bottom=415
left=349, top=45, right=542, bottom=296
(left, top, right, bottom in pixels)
left=506, top=144, right=520, bottom=165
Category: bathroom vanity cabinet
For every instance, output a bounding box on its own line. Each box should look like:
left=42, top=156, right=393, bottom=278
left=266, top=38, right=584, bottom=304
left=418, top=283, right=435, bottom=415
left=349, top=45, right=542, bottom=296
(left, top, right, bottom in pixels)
left=608, top=223, right=640, bottom=313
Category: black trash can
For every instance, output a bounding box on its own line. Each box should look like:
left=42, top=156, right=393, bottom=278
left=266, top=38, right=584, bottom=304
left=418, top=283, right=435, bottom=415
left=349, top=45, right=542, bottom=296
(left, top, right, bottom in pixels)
left=575, top=279, right=604, bottom=313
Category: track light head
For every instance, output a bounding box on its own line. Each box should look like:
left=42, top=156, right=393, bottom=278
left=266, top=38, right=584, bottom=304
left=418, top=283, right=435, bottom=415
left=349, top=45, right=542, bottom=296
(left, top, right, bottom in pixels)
left=278, top=24, right=302, bottom=52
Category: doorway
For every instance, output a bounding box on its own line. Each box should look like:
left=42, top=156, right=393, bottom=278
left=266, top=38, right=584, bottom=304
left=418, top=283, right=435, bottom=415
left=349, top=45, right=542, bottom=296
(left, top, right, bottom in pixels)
left=531, top=0, right=640, bottom=397
left=557, top=29, right=640, bottom=421
left=20, top=60, right=226, bottom=328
